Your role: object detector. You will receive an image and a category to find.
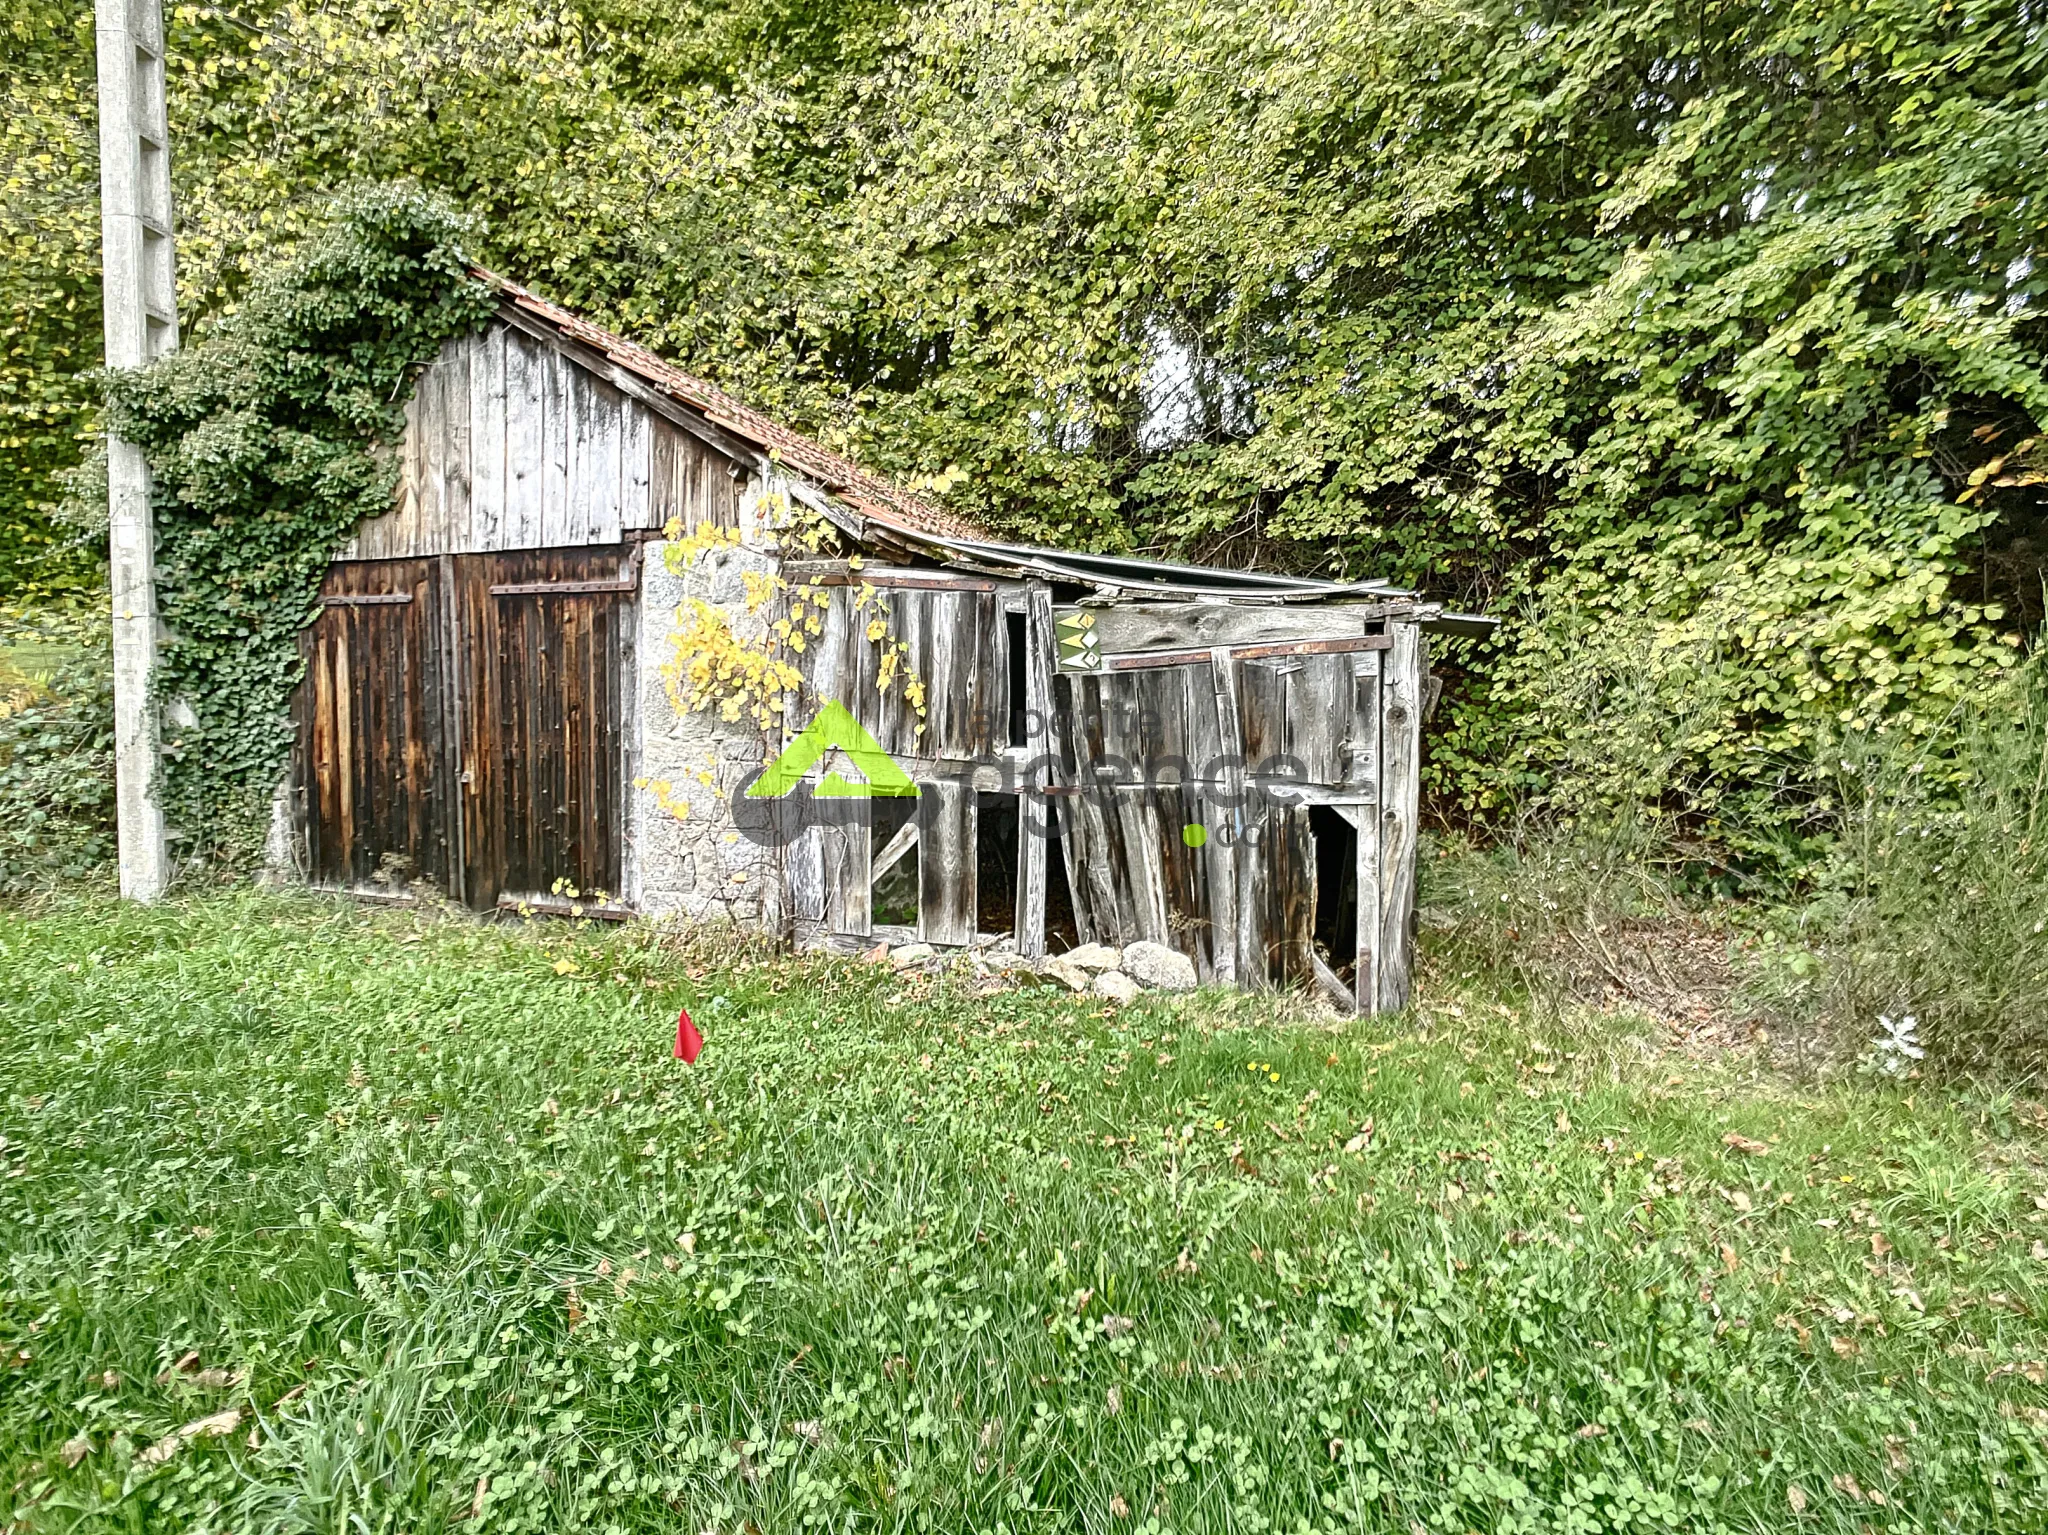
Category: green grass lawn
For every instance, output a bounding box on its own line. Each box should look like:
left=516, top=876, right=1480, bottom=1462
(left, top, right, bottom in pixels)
left=3, top=892, right=2046, bottom=1533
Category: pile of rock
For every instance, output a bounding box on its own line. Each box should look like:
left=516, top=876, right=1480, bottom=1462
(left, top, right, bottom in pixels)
left=869, top=936, right=1198, bottom=1002
left=1028, top=941, right=1196, bottom=1002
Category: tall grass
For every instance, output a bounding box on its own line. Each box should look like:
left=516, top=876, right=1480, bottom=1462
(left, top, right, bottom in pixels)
left=1776, top=649, right=2048, bottom=1075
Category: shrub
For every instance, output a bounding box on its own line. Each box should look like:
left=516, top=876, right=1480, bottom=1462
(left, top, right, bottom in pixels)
left=0, top=605, right=115, bottom=893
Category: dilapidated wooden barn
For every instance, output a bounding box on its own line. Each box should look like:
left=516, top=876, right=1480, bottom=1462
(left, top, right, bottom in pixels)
left=287, top=272, right=1485, bottom=1013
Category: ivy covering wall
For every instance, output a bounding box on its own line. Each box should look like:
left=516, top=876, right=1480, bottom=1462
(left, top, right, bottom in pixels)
left=6, top=0, right=2045, bottom=873
left=101, top=186, right=493, bottom=865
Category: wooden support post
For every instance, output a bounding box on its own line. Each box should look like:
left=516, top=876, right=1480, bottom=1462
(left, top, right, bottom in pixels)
left=1016, top=586, right=1054, bottom=958
left=96, top=0, right=178, bottom=900
left=1376, top=623, right=1424, bottom=1013
left=1207, top=647, right=1250, bottom=986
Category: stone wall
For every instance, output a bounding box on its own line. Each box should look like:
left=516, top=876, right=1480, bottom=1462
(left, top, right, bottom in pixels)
left=625, top=486, right=788, bottom=932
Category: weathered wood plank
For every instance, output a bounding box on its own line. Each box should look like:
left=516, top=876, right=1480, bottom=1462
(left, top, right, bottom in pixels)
left=1311, top=948, right=1354, bottom=1012
left=470, top=325, right=506, bottom=550
left=616, top=390, right=648, bottom=544
left=541, top=343, right=572, bottom=547
left=1067, top=634, right=1392, bottom=673
left=1376, top=622, right=1424, bottom=1013
left=442, top=338, right=472, bottom=553
left=406, top=358, right=440, bottom=558
left=872, top=812, right=919, bottom=880
left=1340, top=649, right=1384, bottom=1012
left=1345, top=652, right=1380, bottom=788
left=917, top=781, right=975, bottom=946
left=1072, top=602, right=1386, bottom=655
left=585, top=373, right=622, bottom=549
left=1210, top=646, right=1260, bottom=984
left=1184, top=660, right=1233, bottom=983
left=1150, top=780, right=1210, bottom=975
left=788, top=824, right=826, bottom=928
left=1112, top=785, right=1171, bottom=945
left=822, top=814, right=872, bottom=937
left=1289, top=655, right=1350, bottom=784
left=649, top=418, right=679, bottom=532
left=501, top=333, right=544, bottom=549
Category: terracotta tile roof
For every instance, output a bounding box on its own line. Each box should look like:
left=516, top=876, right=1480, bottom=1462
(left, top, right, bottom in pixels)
left=477, top=268, right=988, bottom=542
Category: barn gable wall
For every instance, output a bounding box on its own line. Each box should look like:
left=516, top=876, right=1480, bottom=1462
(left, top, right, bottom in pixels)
left=341, top=321, right=742, bottom=561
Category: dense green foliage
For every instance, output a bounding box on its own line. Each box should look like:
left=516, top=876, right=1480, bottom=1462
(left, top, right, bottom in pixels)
left=0, top=607, right=115, bottom=891
left=101, top=188, right=493, bottom=862
left=5, top=0, right=2045, bottom=837
left=5, top=893, right=2048, bottom=1530
left=0, top=2, right=105, bottom=596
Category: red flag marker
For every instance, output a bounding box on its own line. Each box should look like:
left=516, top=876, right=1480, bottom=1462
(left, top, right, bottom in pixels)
left=673, top=1007, right=703, bottom=1063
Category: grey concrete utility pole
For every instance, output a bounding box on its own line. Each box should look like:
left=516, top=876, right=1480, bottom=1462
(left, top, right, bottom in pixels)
left=95, top=0, right=178, bottom=900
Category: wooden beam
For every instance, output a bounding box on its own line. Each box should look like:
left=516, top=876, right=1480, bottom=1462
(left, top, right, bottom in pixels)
left=1311, top=949, right=1355, bottom=1014
left=872, top=814, right=919, bottom=881
left=1073, top=601, right=1395, bottom=655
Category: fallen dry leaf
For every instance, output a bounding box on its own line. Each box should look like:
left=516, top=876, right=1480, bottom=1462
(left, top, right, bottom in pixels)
left=1110, top=1493, right=1131, bottom=1518
left=139, top=1407, right=243, bottom=1466
left=1721, top=1132, right=1770, bottom=1155
left=1869, top=1231, right=1893, bottom=1257
left=452, top=1474, right=490, bottom=1521
left=1787, top=1483, right=1808, bottom=1513
left=1829, top=1335, right=1860, bottom=1358
left=60, top=1434, right=90, bottom=1468
left=1720, top=1244, right=1741, bottom=1274
left=155, top=1350, right=202, bottom=1385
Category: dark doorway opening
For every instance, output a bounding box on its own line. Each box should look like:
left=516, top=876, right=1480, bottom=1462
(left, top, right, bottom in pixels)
left=976, top=792, right=1019, bottom=938
left=1044, top=803, right=1082, bottom=950
left=1006, top=610, right=1029, bottom=747
left=870, top=796, right=920, bottom=929
left=1309, top=805, right=1357, bottom=984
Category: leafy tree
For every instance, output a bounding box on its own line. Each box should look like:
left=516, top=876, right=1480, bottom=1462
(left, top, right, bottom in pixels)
left=6, top=0, right=2043, bottom=862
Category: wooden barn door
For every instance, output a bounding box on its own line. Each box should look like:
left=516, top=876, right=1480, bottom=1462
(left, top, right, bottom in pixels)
left=295, top=558, right=461, bottom=894
left=296, top=546, right=634, bottom=912
left=456, top=547, right=635, bottom=911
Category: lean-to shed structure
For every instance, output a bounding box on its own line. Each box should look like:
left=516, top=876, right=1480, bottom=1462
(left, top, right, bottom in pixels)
left=287, top=274, right=1486, bottom=1013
